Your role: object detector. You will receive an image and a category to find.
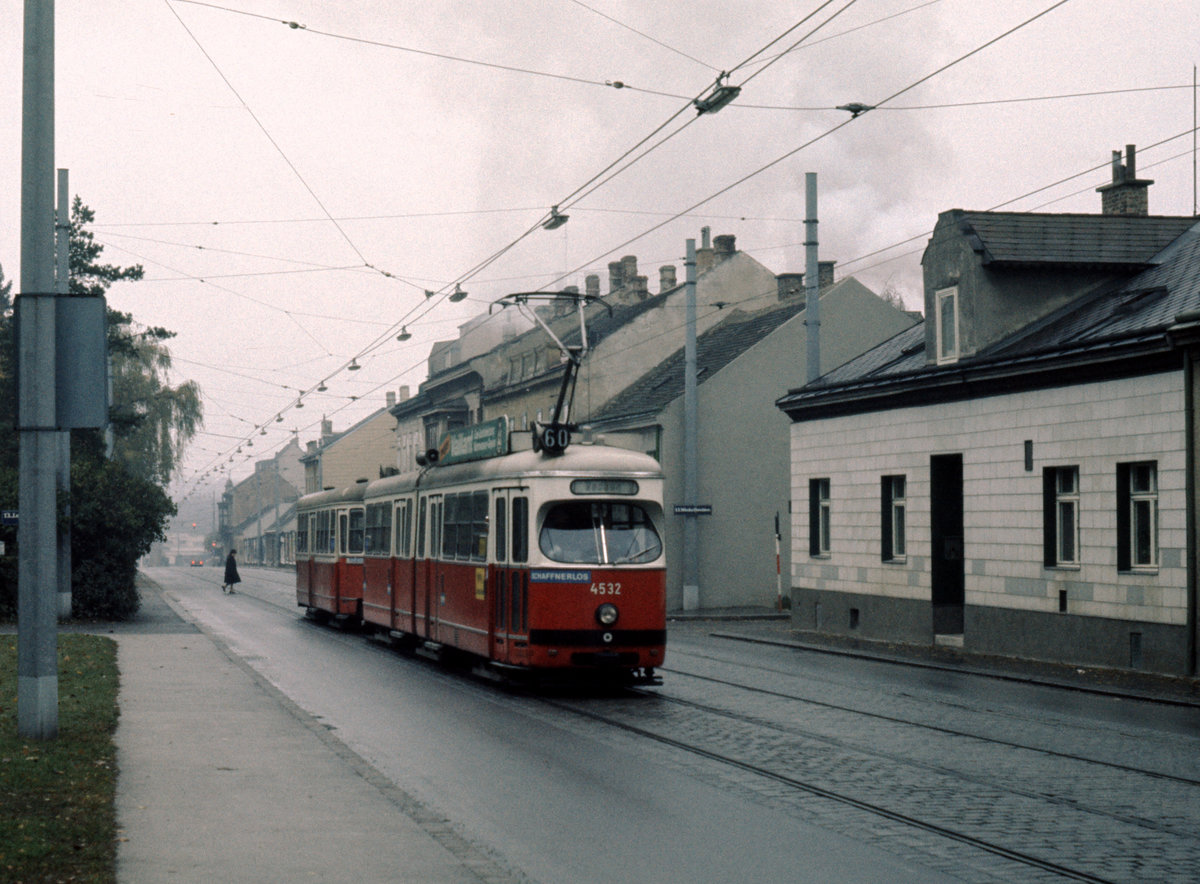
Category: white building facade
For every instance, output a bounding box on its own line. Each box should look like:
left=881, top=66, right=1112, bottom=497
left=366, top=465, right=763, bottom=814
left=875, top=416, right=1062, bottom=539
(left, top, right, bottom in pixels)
left=788, top=369, right=1188, bottom=672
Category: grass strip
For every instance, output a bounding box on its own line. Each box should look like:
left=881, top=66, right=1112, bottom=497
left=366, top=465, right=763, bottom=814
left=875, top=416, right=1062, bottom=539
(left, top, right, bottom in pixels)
left=0, top=634, right=119, bottom=883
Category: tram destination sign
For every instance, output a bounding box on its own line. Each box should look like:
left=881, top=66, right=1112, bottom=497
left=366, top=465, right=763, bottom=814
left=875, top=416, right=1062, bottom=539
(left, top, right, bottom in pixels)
left=437, top=417, right=510, bottom=466
left=673, top=504, right=712, bottom=515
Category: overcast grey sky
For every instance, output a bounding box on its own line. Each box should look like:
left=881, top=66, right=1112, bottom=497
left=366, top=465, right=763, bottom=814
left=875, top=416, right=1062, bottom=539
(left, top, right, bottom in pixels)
left=2, top=1, right=1198, bottom=509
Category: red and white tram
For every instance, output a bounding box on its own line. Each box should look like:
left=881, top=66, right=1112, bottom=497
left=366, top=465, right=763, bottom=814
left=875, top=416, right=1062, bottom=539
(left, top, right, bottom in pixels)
left=294, top=438, right=667, bottom=684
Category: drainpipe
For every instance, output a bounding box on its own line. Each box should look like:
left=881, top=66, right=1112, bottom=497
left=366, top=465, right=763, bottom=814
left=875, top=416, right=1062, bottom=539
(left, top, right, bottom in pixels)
left=1186, top=349, right=1198, bottom=676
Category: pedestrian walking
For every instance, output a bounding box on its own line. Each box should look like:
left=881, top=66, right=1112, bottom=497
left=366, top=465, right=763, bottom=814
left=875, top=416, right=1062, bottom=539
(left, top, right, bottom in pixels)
left=222, top=549, right=241, bottom=594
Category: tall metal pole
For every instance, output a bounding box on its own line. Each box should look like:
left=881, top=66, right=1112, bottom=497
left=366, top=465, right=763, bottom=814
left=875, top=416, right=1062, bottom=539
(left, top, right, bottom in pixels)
left=682, top=238, right=699, bottom=611
left=18, top=0, right=58, bottom=739
left=56, top=168, right=71, bottom=620
left=805, top=173, right=821, bottom=384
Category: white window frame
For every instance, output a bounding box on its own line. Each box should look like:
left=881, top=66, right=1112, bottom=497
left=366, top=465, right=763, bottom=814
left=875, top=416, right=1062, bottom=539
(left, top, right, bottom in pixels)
left=810, top=478, right=831, bottom=557
left=883, top=475, right=906, bottom=561
left=1055, top=467, right=1080, bottom=567
left=1127, top=462, right=1158, bottom=570
left=936, top=286, right=959, bottom=364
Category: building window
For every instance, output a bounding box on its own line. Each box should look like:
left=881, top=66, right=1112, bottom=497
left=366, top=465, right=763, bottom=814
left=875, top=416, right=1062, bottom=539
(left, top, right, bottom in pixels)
left=1043, top=467, right=1079, bottom=567
left=809, top=478, right=831, bottom=557
left=1117, top=462, right=1158, bottom=571
left=936, top=286, right=959, bottom=364
left=881, top=475, right=906, bottom=561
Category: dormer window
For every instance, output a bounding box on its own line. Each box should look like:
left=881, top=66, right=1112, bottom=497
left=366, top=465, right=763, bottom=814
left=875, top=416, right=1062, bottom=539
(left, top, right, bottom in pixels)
left=936, top=286, right=959, bottom=364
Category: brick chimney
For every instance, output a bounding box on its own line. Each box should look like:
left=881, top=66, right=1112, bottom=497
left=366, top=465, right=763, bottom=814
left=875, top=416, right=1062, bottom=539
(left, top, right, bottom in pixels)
left=386, top=391, right=396, bottom=408
left=621, top=255, right=638, bottom=284
left=1097, top=144, right=1152, bottom=216
left=659, top=264, right=677, bottom=293
left=629, top=275, right=649, bottom=301
left=555, top=286, right=578, bottom=316
left=608, top=261, right=625, bottom=294
left=777, top=272, right=804, bottom=301
left=585, top=274, right=600, bottom=299
left=818, top=260, right=836, bottom=288
left=713, top=234, right=736, bottom=261
left=398, top=385, right=410, bottom=402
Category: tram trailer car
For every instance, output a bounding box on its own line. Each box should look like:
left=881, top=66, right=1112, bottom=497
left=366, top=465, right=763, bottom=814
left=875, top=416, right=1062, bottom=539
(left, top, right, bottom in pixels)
left=295, top=441, right=667, bottom=684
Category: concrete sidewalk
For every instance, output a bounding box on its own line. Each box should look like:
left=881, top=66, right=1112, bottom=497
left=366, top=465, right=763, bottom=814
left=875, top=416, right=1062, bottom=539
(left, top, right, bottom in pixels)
left=115, top=631, right=516, bottom=883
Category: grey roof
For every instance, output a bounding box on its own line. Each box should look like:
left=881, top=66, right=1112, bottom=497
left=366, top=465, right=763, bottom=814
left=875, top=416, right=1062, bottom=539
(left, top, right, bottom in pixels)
left=951, top=211, right=1195, bottom=268
left=593, top=297, right=808, bottom=424
left=781, top=220, right=1200, bottom=413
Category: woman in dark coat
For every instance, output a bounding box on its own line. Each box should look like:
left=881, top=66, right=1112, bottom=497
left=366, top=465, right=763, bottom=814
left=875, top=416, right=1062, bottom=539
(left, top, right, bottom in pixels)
left=222, top=549, right=241, bottom=594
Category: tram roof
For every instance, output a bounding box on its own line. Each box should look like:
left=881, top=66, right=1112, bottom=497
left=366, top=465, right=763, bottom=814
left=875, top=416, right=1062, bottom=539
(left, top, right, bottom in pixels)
left=365, top=442, right=663, bottom=500
left=296, top=480, right=369, bottom=509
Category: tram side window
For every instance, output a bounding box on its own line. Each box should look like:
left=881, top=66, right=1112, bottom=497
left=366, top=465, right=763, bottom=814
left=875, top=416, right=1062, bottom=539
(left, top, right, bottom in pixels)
left=494, top=498, right=507, bottom=564
left=539, top=501, right=662, bottom=565
left=395, top=500, right=412, bottom=558
left=315, top=510, right=333, bottom=554
left=297, top=514, right=309, bottom=554
left=440, top=492, right=490, bottom=561
left=469, top=491, right=488, bottom=561
left=430, top=499, right=443, bottom=560
left=365, top=503, right=391, bottom=556
left=417, top=499, right=427, bottom=558
left=442, top=495, right=459, bottom=559
left=512, top=496, right=528, bottom=563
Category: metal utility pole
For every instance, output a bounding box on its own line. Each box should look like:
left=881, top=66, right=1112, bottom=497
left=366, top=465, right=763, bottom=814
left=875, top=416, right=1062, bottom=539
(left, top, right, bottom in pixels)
left=56, top=168, right=71, bottom=620
left=18, top=0, right=58, bottom=739
left=682, top=238, right=699, bottom=611
left=805, top=173, right=821, bottom=384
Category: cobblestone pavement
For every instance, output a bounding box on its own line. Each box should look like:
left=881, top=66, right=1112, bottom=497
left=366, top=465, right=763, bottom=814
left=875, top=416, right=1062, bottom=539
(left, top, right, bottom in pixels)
left=543, top=623, right=1200, bottom=883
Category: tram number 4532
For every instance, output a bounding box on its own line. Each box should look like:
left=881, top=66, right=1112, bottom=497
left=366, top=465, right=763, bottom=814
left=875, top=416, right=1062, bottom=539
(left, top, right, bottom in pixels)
left=591, top=582, right=621, bottom=595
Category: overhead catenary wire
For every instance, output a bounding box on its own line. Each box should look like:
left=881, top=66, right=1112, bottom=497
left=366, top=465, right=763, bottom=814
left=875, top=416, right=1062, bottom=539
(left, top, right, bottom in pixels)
left=164, top=0, right=425, bottom=293
left=562, top=0, right=721, bottom=73
left=176, top=0, right=1078, bottom=488
left=542, top=0, right=1077, bottom=293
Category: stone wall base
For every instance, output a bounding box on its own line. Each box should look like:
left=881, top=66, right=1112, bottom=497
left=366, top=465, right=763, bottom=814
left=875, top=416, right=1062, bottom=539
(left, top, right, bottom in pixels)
left=790, top=586, right=1191, bottom=676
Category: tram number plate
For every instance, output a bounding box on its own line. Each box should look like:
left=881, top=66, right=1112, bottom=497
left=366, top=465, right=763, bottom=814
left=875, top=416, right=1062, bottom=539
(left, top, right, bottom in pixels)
left=590, top=582, right=621, bottom=596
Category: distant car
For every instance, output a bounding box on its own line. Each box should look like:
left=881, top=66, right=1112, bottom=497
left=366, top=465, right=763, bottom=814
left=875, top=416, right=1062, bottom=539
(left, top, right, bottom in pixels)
left=190, top=558, right=204, bottom=567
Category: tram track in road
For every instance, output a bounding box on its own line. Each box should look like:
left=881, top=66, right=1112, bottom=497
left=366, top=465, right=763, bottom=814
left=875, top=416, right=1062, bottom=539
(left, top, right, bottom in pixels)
left=184, top=577, right=1198, bottom=880
left=542, top=694, right=1117, bottom=884
left=631, top=682, right=1199, bottom=840
left=657, top=661, right=1200, bottom=790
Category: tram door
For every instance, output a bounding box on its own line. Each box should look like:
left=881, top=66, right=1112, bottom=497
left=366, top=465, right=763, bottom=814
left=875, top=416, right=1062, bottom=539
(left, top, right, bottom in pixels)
left=422, top=495, right=443, bottom=640
left=491, top=489, right=529, bottom=664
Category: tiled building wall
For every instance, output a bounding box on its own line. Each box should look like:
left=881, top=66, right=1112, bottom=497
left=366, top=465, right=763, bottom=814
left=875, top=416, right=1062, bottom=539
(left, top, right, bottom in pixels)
left=790, top=370, right=1186, bottom=627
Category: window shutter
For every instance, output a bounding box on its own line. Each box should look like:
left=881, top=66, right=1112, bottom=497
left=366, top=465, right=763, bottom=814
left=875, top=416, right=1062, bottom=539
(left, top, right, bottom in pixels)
left=1042, top=468, right=1057, bottom=567
left=1116, top=463, right=1131, bottom=571
left=809, top=479, right=821, bottom=557
left=880, top=477, right=892, bottom=561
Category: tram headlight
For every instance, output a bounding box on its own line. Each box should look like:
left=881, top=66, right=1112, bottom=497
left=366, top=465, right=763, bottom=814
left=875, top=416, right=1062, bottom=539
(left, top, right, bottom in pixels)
left=596, top=603, right=619, bottom=627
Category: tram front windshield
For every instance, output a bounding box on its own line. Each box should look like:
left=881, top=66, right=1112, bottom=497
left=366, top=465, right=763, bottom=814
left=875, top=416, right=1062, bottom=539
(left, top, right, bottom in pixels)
left=539, top=501, right=662, bottom=565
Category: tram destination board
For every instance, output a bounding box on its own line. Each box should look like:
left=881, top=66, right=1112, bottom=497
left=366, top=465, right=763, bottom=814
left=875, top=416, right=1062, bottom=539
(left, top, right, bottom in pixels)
left=437, top=417, right=510, bottom=466
left=673, top=504, right=712, bottom=515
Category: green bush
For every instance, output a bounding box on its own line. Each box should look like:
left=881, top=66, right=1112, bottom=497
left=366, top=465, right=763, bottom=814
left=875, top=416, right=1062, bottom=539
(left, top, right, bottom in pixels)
left=0, top=442, right=174, bottom=622
left=69, top=441, right=174, bottom=620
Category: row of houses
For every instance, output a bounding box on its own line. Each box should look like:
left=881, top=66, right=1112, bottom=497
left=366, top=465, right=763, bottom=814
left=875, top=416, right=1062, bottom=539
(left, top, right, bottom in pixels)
left=218, top=229, right=915, bottom=593
left=217, top=143, right=1200, bottom=677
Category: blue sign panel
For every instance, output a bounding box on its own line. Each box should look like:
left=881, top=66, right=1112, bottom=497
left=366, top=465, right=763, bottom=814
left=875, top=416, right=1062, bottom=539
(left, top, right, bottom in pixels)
left=1, top=510, right=17, bottom=526
left=530, top=569, right=592, bottom=584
